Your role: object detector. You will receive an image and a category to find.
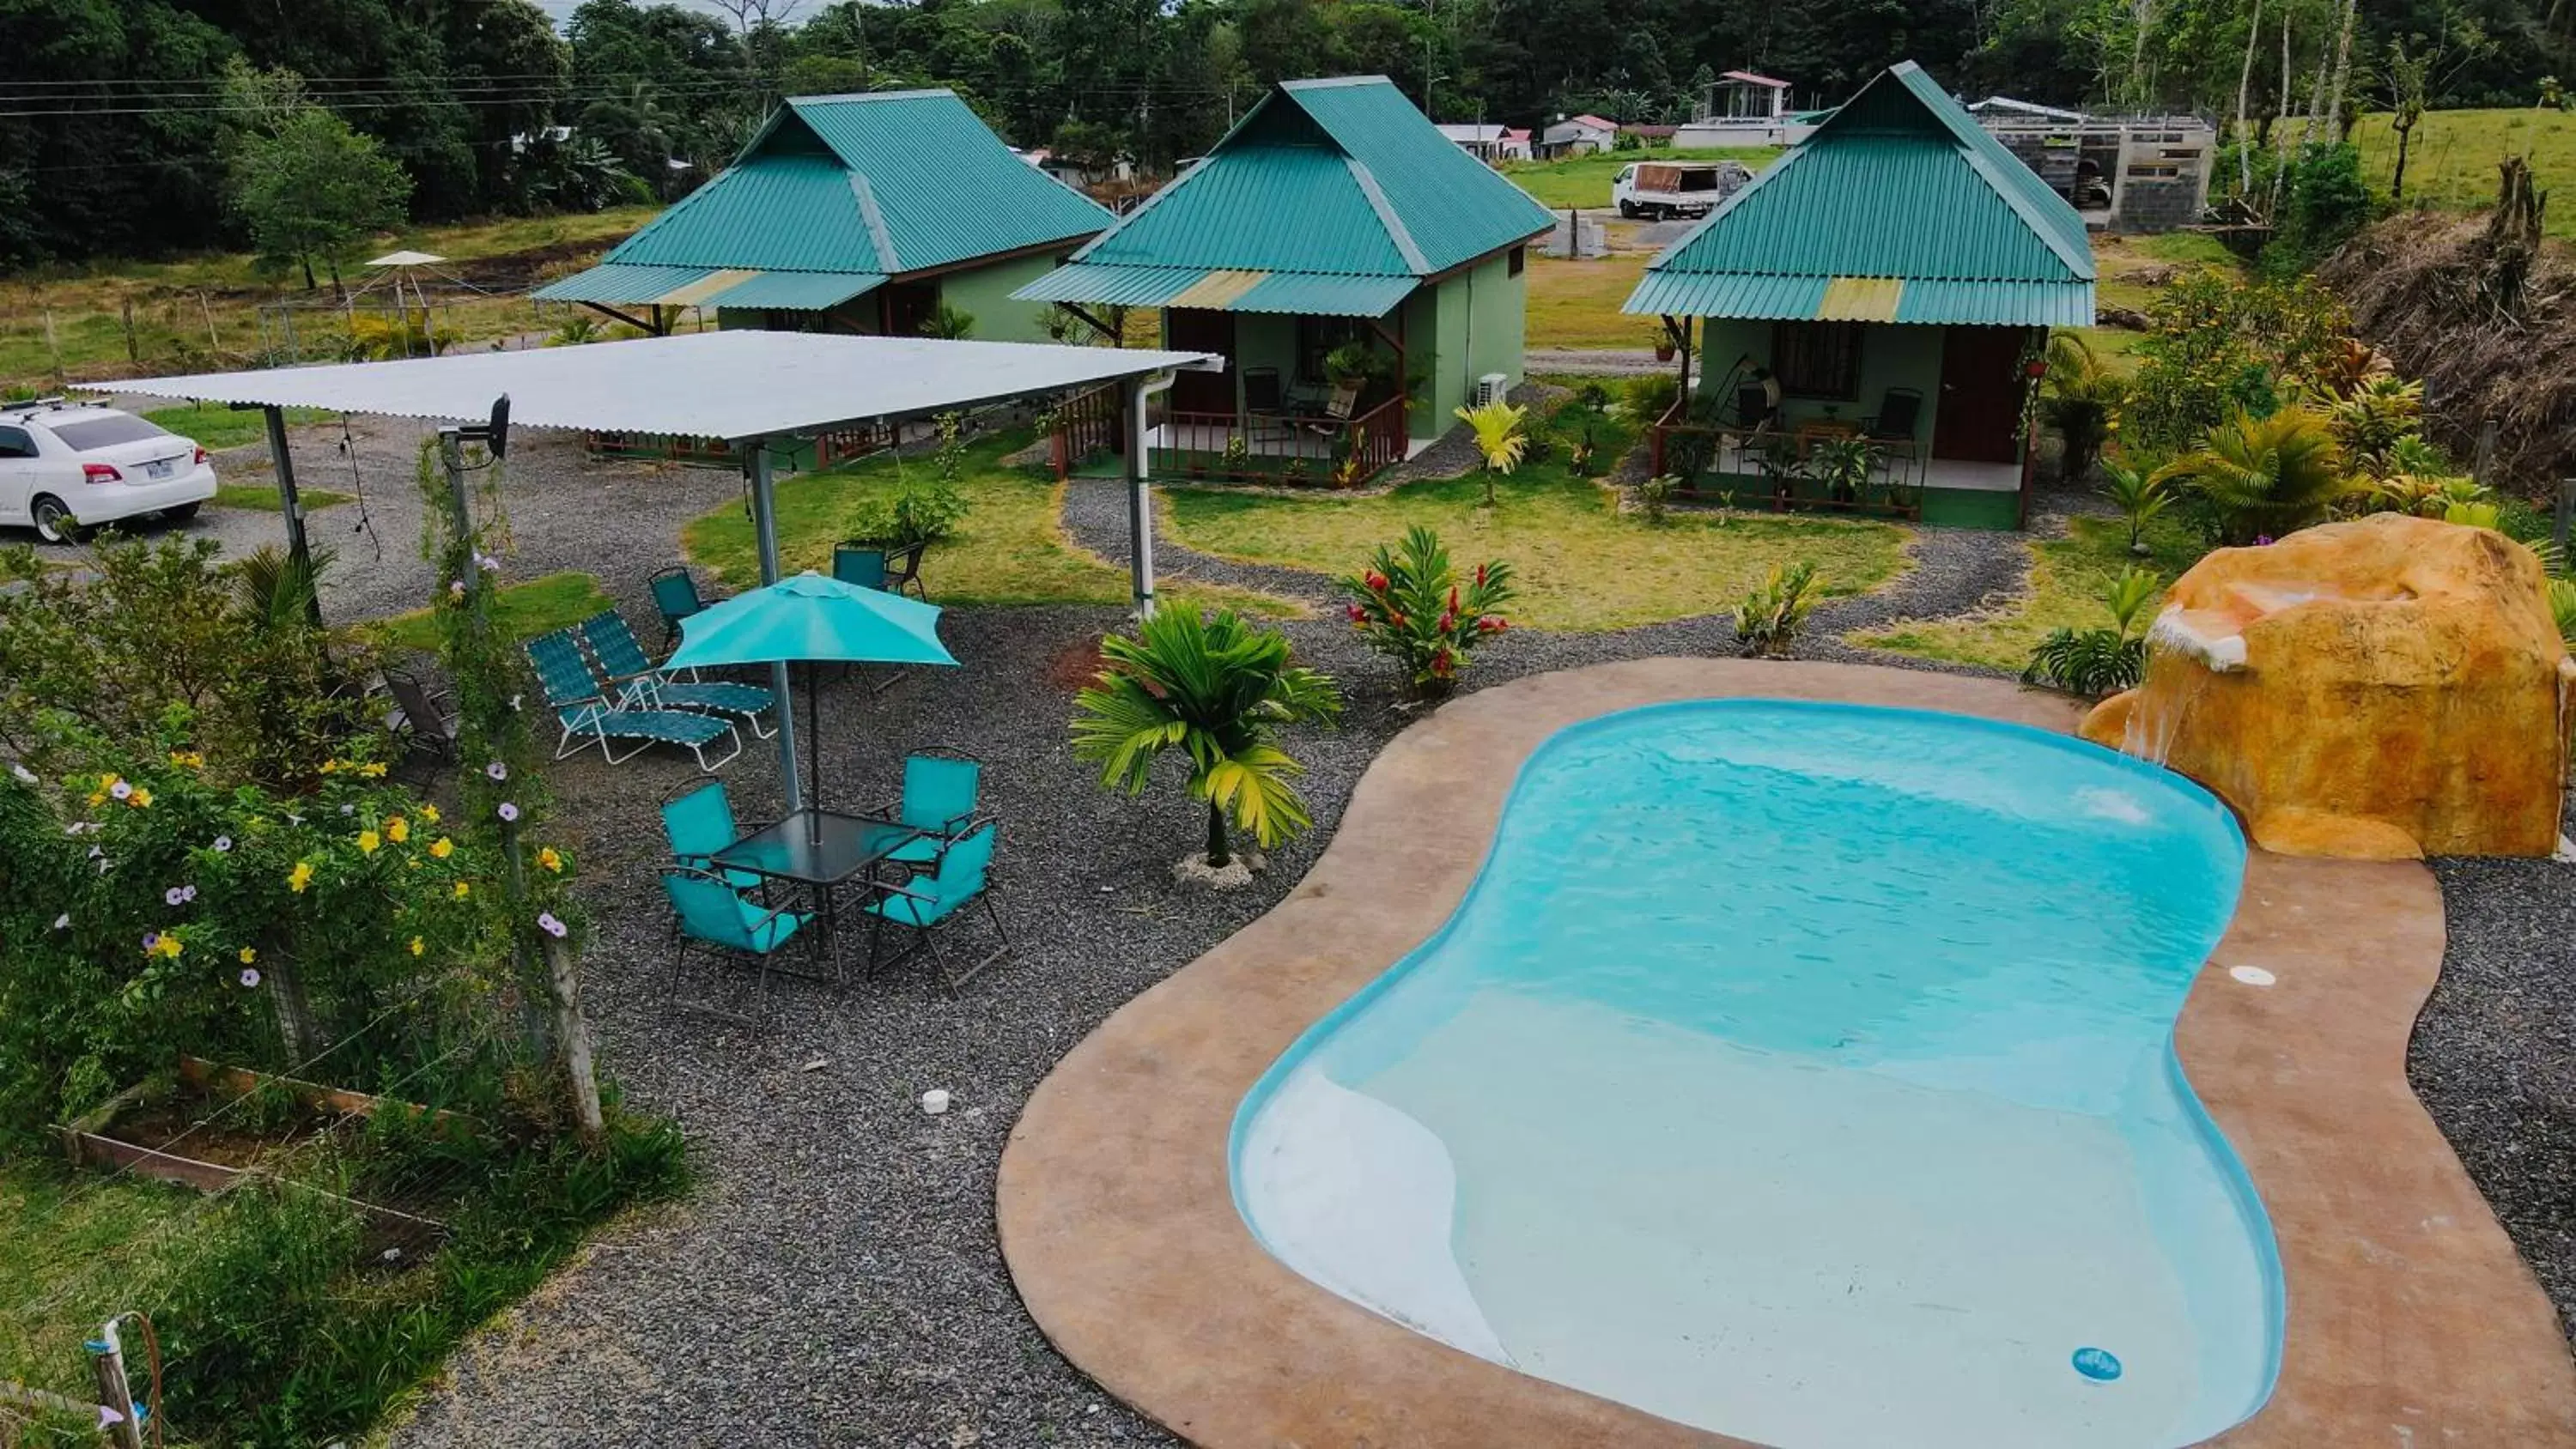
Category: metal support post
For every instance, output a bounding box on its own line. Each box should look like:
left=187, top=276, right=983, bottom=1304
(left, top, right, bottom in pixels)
left=1122, top=376, right=1157, bottom=616
left=746, top=441, right=803, bottom=813
left=264, top=403, right=320, bottom=626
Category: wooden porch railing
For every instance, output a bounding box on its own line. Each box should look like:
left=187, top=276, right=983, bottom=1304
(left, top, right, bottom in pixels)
left=1148, top=395, right=1408, bottom=485
left=1646, top=394, right=1923, bottom=521
left=1050, top=382, right=1125, bottom=479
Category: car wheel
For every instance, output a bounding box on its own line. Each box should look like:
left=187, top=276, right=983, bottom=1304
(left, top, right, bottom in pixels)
left=30, top=494, right=78, bottom=544
left=1618, top=200, right=1638, bottom=219
left=159, top=500, right=202, bottom=524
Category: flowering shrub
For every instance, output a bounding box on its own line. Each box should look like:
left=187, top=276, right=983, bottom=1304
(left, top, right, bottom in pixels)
left=0, top=736, right=504, bottom=1143
left=1340, top=525, right=1516, bottom=695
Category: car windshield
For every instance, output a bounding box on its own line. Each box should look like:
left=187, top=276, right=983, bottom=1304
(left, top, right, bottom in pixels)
left=49, top=415, right=171, bottom=452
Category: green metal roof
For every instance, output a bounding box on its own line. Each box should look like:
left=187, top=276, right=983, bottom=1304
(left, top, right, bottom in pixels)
left=1014, top=263, right=1418, bottom=317
left=572, top=88, right=1109, bottom=291
left=1625, top=62, right=2094, bottom=327
left=535, top=263, right=719, bottom=305
left=1026, top=76, right=1552, bottom=309
left=699, top=270, right=884, bottom=311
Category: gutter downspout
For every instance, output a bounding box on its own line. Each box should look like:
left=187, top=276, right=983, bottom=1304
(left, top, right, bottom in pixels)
left=1125, top=371, right=1176, bottom=616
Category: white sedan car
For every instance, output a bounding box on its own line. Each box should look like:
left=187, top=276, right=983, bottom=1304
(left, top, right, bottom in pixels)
left=0, top=401, right=218, bottom=543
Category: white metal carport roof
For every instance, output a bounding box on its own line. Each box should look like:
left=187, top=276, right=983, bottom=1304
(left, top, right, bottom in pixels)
left=107, top=330, right=1217, bottom=444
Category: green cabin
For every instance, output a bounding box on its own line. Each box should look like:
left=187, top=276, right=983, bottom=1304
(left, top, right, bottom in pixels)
left=537, top=89, right=1113, bottom=345
left=1017, top=76, right=1554, bottom=483
left=1623, top=62, right=2096, bottom=530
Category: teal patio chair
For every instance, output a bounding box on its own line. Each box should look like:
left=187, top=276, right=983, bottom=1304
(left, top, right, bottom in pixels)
left=578, top=610, right=776, bottom=738
left=525, top=630, right=742, bottom=771
left=875, top=749, right=981, bottom=866
left=659, top=777, right=767, bottom=894
left=831, top=543, right=888, bottom=591
left=864, top=822, right=1009, bottom=997
left=661, top=866, right=814, bottom=1016
left=649, top=567, right=713, bottom=648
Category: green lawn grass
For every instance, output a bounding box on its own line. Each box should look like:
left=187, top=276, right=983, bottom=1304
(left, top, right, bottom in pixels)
left=211, top=482, right=349, bottom=512
left=1, top=1162, right=198, bottom=1415
left=1850, top=512, right=2209, bottom=670
left=1500, top=146, right=1783, bottom=209
left=1160, top=414, right=1910, bottom=634
left=681, top=432, right=1295, bottom=616
left=373, top=569, right=612, bottom=652
left=142, top=402, right=333, bottom=451
left=2345, top=107, right=2576, bottom=239
left=1526, top=252, right=1661, bottom=350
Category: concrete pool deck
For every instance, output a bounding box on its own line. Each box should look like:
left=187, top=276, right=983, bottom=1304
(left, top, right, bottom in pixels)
left=997, top=658, right=2576, bottom=1448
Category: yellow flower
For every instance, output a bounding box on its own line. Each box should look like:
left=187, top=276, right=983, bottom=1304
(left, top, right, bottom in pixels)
left=386, top=817, right=409, bottom=844
left=238, top=947, right=257, bottom=965
left=453, top=882, right=471, bottom=900
left=429, top=836, right=453, bottom=859
left=356, top=829, right=380, bottom=855
left=168, top=750, right=204, bottom=769
left=288, top=861, right=314, bottom=894
left=128, top=788, right=151, bottom=808
left=420, top=804, right=440, bottom=824
left=88, top=791, right=106, bottom=808
left=359, top=762, right=388, bottom=778
left=538, top=846, right=562, bottom=873
left=155, top=933, right=182, bottom=959
left=409, top=936, right=425, bottom=957
left=319, top=759, right=340, bottom=775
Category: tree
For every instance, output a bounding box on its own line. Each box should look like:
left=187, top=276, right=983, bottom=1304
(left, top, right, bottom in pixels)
left=1455, top=397, right=1529, bottom=506
left=1072, top=608, right=1341, bottom=870
left=230, top=107, right=410, bottom=291
left=2039, top=330, right=2126, bottom=484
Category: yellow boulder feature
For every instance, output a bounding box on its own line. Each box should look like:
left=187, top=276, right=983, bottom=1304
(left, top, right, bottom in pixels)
left=2081, top=512, right=2574, bottom=858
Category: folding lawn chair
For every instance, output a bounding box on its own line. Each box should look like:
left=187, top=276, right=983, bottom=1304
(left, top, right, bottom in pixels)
left=662, top=865, right=816, bottom=1017
left=578, top=609, right=775, bottom=738
left=525, top=630, right=742, bottom=771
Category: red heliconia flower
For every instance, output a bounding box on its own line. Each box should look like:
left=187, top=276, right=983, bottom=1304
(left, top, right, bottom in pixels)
left=1478, top=615, right=1508, bottom=634
left=1364, top=571, right=1391, bottom=593
left=1474, top=563, right=1489, bottom=586
left=1388, top=610, right=1406, bottom=628
left=1447, top=585, right=1461, bottom=614
left=1431, top=646, right=1455, bottom=676
left=1438, top=610, right=1457, bottom=634
left=1346, top=603, right=1367, bottom=625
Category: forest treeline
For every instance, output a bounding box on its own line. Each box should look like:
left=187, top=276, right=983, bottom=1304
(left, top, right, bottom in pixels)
left=0, top=0, right=2562, bottom=268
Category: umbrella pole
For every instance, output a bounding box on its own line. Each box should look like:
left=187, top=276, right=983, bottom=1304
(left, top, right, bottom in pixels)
left=806, top=660, right=823, bottom=840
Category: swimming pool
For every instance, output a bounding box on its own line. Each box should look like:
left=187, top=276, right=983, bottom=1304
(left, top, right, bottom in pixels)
left=1230, top=700, right=2281, bottom=1449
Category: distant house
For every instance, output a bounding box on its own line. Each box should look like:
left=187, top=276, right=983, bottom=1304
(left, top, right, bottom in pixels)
left=1676, top=71, right=1809, bottom=147
left=1435, top=123, right=1534, bottom=162
left=1538, top=114, right=1618, bottom=157
left=1016, top=76, right=1554, bottom=482
left=1624, top=62, right=2096, bottom=530
left=536, top=89, right=1113, bottom=345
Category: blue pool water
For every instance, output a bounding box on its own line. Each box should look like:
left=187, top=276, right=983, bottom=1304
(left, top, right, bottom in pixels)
left=1230, top=701, right=2281, bottom=1449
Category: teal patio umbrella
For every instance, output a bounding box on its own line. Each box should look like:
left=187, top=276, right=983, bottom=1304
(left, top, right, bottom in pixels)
left=664, top=571, right=958, bottom=836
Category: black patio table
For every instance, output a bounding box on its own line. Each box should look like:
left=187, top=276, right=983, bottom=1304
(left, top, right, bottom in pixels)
left=710, top=808, right=927, bottom=981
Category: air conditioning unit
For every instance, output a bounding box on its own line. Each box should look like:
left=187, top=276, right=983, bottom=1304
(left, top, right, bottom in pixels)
left=1473, top=373, right=1509, bottom=409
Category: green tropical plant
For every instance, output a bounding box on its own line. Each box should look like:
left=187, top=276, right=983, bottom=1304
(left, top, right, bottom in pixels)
left=544, top=312, right=604, bottom=348
left=920, top=304, right=975, bottom=340
left=2022, top=566, right=2162, bottom=698
left=1340, top=525, right=1516, bottom=695
left=1807, top=435, right=1876, bottom=505
left=2549, top=578, right=2576, bottom=646
left=1638, top=473, right=1680, bottom=525
left=1071, top=608, right=1343, bottom=868
left=2152, top=407, right=2354, bottom=545
left=2320, top=375, right=2424, bottom=478
left=1623, top=371, right=1680, bottom=423
left=2040, top=331, right=2128, bottom=484
left=2099, top=453, right=2172, bottom=555
left=851, top=414, right=971, bottom=548
left=1456, top=398, right=1530, bottom=506
left=1733, top=560, right=1823, bottom=657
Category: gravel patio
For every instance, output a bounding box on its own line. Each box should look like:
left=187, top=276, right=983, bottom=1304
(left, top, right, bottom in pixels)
left=49, top=425, right=2562, bottom=1446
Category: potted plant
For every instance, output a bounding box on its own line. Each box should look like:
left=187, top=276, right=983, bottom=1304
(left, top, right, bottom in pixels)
left=1322, top=341, right=1374, bottom=416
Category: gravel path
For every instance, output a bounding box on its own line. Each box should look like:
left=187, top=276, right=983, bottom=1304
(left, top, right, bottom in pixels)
left=2412, top=852, right=2576, bottom=1337
left=17, top=416, right=737, bottom=630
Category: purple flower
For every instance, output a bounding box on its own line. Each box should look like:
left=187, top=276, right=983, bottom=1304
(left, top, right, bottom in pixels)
left=239, top=967, right=261, bottom=988
left=142, top=931, right=159, bottom=951
left=165, top=887, right=186, bottom=907
left=2253, top=534, right=2274, bottom=546
left=497, top=801, right=520, bottom=822
left=449, top=579, right=467, bottom=598
left=213, top=835, right=232, bottom=853
left=537, top=911, right=568, bottom=938
left=478, top=552, right=501, bottom=573
left=485, top=761, right=508, bottom=782
left=109, top=780, right=132, bottom=800
left=181, top=884, right=197, bottom=903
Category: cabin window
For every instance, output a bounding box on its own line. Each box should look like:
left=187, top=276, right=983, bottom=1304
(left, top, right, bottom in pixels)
left=1507, top=246, right=1526, bottom=277
left=1771, top=321, right=1863, bottom=400
left=1295, top=316, right=1364, bottom=385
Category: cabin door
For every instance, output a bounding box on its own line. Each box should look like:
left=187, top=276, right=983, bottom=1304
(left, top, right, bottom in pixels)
left=1931, top=325, right=2027, bottom=464
left=1163, top=308, right=1237, bottom=414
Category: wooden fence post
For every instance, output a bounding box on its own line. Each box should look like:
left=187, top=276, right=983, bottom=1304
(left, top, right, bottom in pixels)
left=85, top=1322, right=143, bottom=1449
left=2554, top=477, right=2573, bottom=559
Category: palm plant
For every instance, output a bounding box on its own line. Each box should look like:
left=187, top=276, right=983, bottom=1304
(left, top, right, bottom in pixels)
left=1455, top=398, right=1529, bottom=507
left=2099, top=452, right=2172, bottom=555
left=2319, top=375, right=2424, bottom=478
left=1733, top=561, right=1824, bottom=657
left=2152, top=407, right=2353, bottom=546
left=920, top=304, right=975, bottom=340
left=2022, top=566, right=2162, bottom=698
left=2039, top=331, right=2127, bottom=485
left=1072, top=608, right=1342, bottom=869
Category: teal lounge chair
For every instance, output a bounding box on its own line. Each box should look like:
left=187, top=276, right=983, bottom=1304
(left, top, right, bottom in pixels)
left=661, top=866, right=814, bottom=1016
left=578, top=610, right=776, bottom=738
left=875, top=749, right=981, bottom=866
left=526, top=630, right=741, bottom=770
left=649, top=567, right=712, bottom=647
left=864, top=822, right=1009, bottom=997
